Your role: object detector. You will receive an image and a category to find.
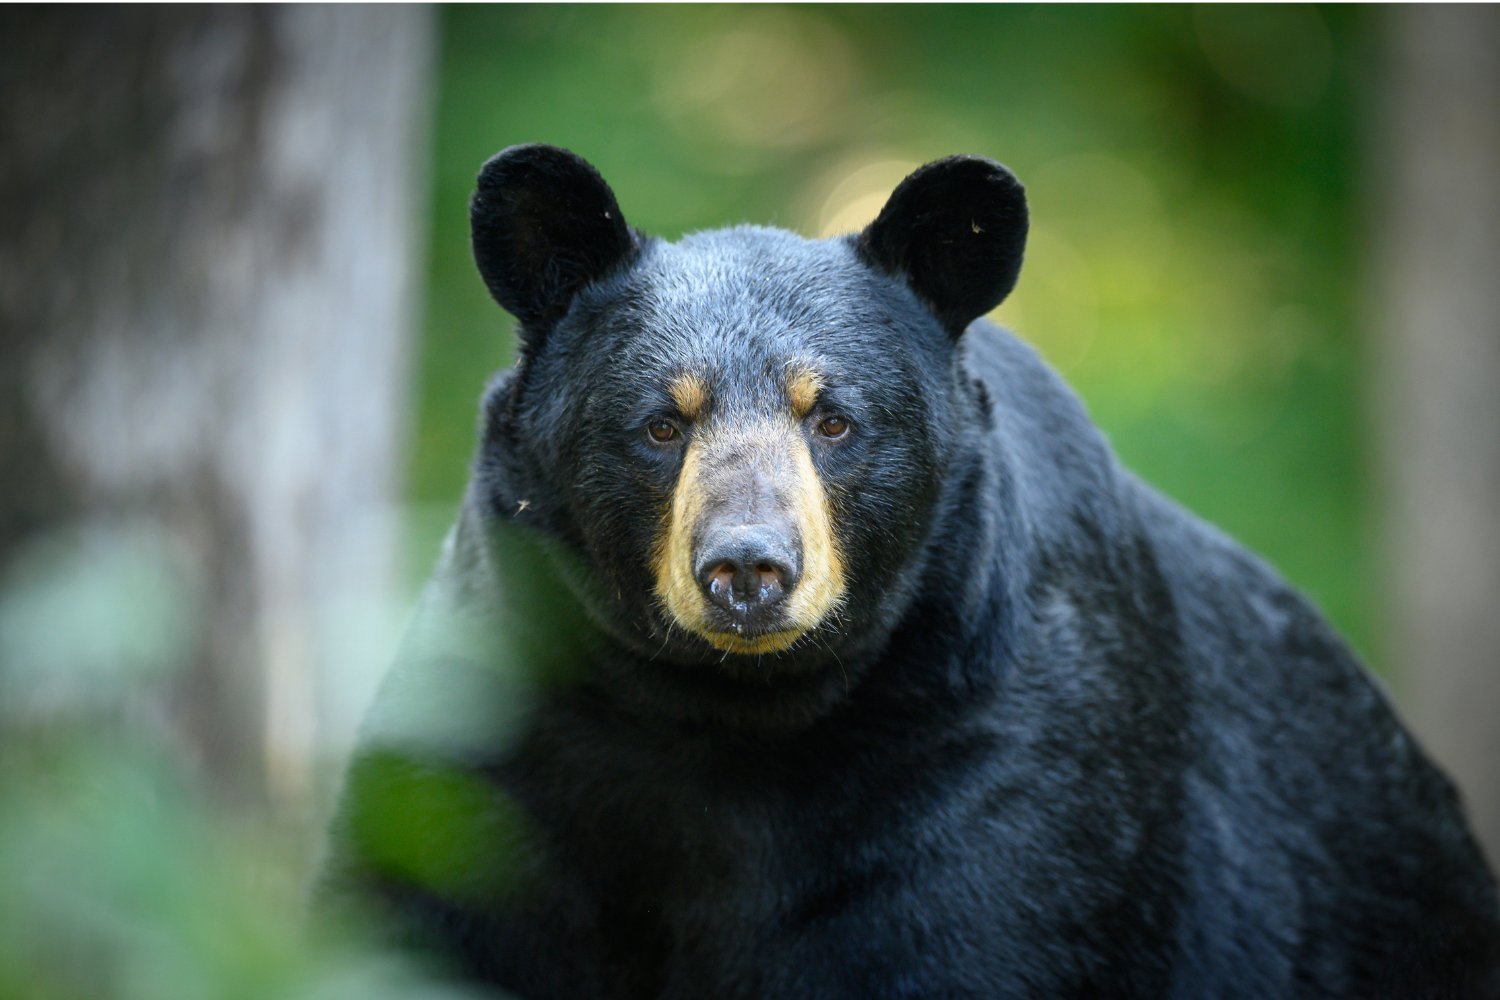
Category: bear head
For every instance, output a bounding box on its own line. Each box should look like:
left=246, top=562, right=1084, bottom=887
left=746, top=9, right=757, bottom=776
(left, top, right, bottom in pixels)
left=469, top=144, right=1026, bottom=716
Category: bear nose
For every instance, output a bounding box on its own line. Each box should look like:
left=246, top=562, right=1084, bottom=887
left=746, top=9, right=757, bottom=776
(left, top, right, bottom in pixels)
left=695, top=525, right=800, bottom=619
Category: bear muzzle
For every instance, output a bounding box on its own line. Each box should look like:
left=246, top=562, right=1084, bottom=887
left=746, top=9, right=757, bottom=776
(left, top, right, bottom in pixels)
left=653, top=418, right=846, bottom=656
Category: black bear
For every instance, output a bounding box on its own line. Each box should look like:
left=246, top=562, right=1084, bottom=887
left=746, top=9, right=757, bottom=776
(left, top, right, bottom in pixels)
left=318, top=145, right=1500, bottom=998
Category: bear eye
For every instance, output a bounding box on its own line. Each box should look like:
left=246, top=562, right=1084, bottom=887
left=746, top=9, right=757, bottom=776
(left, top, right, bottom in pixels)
left=646, top=419, right=681, bottom=444
left=816, top=415, right=851, bottom=440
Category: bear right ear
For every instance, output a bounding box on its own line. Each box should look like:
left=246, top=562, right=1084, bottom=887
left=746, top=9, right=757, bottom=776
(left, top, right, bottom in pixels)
left=857, top=156, right=1028, bottom=338
left=471, top=144, right=638, bottom=339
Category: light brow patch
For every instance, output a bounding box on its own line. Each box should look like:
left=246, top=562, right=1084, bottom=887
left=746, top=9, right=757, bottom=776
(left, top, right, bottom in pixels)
left=785, top=365, right=825, bottom=419
left=668, top=372, right=709, bottom=421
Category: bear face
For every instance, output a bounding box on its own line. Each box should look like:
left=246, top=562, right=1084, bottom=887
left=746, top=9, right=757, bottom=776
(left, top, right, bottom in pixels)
left=470, top=146, right=1027, bottom=701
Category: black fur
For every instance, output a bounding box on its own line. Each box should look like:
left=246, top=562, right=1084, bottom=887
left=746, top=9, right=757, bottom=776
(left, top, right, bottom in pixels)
left=319, top=146, right=1500, bottom=998
left=858, top=154, right=1028, bottom=336
left=472, top=144, right=639, bottom=337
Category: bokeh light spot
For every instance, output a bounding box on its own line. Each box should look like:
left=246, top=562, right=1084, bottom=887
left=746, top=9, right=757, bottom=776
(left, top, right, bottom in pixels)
left=651, top=10, right=860, bottom=150
left=808, top=157, right=920, bottom=237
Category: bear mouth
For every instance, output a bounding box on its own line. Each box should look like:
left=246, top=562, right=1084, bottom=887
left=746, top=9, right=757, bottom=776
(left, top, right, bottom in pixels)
left=684, top=596, right=834, bottom=656
left=693, top=623, right=814, bottom=656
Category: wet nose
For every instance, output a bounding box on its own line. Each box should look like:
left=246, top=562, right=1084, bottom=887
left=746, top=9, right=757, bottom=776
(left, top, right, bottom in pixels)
left=695, top=525, right=801, bottom=619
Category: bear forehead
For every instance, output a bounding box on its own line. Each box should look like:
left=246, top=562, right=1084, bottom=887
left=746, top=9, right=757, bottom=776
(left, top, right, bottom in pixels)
left=596, top=226, right=916, bottom=367
left=658, top=224, right=851, bottom=278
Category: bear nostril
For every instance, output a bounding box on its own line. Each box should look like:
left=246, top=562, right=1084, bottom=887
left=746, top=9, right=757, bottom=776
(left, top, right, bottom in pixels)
left=755, top=563, right=784, bottom=601
left=709, top=563, right=736, bottom=602
left=695, top=532, right=799, bottom=618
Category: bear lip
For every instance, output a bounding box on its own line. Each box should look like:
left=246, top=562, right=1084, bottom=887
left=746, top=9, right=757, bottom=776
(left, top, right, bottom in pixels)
left=700, top=600, right=791, bottom=636
left=694, top=624, right=813, bottom=656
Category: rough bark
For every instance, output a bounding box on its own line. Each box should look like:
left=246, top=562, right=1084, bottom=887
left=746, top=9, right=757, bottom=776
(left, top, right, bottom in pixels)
left=0, top=8, right=433, bottom=810
left=1372, top=6, right=1500, bottom=867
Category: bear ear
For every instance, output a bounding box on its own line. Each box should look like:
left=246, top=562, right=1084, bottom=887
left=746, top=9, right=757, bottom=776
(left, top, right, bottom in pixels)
left=471, top=144, right=638, bottom=338
left=857, top=156, right=1028, bottom=337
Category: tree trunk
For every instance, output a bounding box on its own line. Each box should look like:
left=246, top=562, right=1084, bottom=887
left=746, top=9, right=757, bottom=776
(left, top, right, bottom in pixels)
left=1372, top=6, right=1500, bottom=867
left=0, top=8, right=433, bottom=813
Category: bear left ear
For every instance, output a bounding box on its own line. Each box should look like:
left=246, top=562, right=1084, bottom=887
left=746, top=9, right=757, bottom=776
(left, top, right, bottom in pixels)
left=471, top=144, right=639, bottom=339
left=857, top=156, right=1028, bottom=337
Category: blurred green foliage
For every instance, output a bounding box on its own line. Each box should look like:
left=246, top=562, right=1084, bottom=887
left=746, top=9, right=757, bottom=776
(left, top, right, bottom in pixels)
left=0, top=539, right=486, bottom=1000
left=0, top=739, right=480, bottom=1000
left=413, top=4, right=1378, bottom=665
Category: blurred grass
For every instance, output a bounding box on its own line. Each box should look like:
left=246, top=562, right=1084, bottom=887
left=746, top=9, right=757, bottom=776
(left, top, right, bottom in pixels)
left=412, top=5, right=1378, bottom=665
